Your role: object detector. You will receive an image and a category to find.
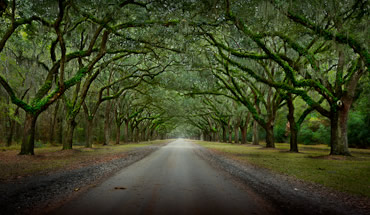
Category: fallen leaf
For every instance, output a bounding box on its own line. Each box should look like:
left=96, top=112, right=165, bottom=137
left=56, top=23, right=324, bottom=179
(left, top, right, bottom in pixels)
left=74, top=188, right=80, bottom=191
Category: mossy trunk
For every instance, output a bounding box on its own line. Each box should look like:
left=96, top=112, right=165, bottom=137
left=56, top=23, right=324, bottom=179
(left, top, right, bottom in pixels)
left=63, top=119, right=76, bottom=150
left=20, top=113, right=38, bottom=155
left=86, top=118, right=93, bottom=148
left=330, top=106, right=351, bottom=156
left=265, top=123, right=275, bottom=148
left=252, top=120, right=259, bottom=145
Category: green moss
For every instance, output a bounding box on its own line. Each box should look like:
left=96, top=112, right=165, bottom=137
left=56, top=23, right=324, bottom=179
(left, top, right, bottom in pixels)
left=65, top=67, right=88, bottom=88
left=33, top=80, right=52, bottom=105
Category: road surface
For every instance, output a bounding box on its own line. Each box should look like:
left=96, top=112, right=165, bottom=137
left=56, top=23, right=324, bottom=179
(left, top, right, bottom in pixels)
left=52, top=139, right=276, bottom=215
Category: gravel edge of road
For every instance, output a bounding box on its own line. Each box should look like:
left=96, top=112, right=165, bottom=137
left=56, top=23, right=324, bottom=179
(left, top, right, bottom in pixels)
left=194, top=143, right=370, bottom=215
left=0, top=143, right=168, bottom=215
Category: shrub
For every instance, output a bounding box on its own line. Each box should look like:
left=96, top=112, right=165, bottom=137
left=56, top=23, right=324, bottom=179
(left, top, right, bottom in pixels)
left=348, top=112, right=370, bottom=148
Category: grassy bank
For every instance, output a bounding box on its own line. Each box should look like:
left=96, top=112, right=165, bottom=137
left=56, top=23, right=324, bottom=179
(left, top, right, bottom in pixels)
left=195, top=141, right=370, bottom=197
left=0, top=140, right=172, bottom=181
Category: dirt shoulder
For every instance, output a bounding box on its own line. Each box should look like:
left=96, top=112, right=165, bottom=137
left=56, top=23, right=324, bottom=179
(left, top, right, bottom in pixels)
left=195, top=143, right=370, bottom=215
left=0, top=141, right=170, bottom=215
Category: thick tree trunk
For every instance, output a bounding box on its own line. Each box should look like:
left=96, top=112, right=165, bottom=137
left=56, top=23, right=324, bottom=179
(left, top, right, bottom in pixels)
left=252, top=120, right=259, bottom=145
left=63, top=119, right=76, bottom=150
left=116, top=123, right=121, bottom=145
left=265, top=122, right=275, bottom=148
left=86, top=118, right=93, bottom=148
left=330, top=107, right=351, bottom=155
left=287, top=94, right=299, bottom=152
left=20, top=113, right=38, bottom=155
left=234, top=126, right=239, bottom=144
left=289, top=125, right=298, bottom=152
left=103, top=101, right=111, bottom=145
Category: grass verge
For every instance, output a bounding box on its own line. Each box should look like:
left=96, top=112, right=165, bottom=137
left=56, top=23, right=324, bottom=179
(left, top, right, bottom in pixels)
left=195, top=141, right=370, bottom=198
left=0, top=140, right=172, bottom=181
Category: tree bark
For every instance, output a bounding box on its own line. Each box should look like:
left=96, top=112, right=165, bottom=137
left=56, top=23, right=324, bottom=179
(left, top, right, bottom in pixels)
left=240, top=124, right=247, bottom=144
left=228, top=123, right=232, bottom=143
left=6, top=119, right=15, bottom=147
left=63, top=119, right=76, bottom=150
left=287, top=94, right=298, bottom=152
left=222, top=126, right=227, bottom=142
left=252, top=120, right=259, bottom=145
left=234, top=126, right=239, bottom=144
left=265, top=122, right=275, bottom=148
left=215, top=125, right=219, bottom=142
left=20, top=113, right=38, bottom=155
left=330, top=106, right=351, bottom=155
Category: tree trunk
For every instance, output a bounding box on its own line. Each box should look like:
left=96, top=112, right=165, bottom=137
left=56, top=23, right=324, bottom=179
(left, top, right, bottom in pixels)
left=240, top=124, right=247, bottom=144
left=103, top=101, right=111, bottom=145
left=63, top=119, right=76, bottom=150
left=135, top=128, right=140, bottom=142
left=215, top=126, right=219, bottom=142
left=228, top=124, right=232, bottom=143
left=20, top=113, right=38, bottom=155
left=116, top=123, right=121, bottom=144
left=222, top=126, right=227, bottom=142
left=265, top=122, right=275, bottom=148
left=57, top=115, right=63, bottom=144
left=6, top=119, right=15, bottom=147
left=234, top=126, right=239, bottom=144
left=124, top=120, right=129, bottom=143
left=252, top=120, right=259, bottom=145
left=287, top=94, right=299, bottom=152
left=49, top=101, right=60, bottom=144
left=86, top=118, right=93, bottom=148
left=330, top=107, right=351, bottom=155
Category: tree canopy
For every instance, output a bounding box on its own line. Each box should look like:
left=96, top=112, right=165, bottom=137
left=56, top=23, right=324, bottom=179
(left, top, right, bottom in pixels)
left=0, top=0, right=368, bottom=155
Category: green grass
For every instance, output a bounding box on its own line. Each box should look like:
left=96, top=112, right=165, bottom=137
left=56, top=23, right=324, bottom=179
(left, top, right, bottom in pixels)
left=0, top=140, right=172, bottom=181
left=196, top=141, right=370, bottom=198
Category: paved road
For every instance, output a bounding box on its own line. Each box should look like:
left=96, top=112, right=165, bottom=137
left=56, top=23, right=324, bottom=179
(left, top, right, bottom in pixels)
left=53, top=139, right=275, bottom=215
